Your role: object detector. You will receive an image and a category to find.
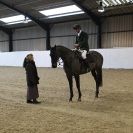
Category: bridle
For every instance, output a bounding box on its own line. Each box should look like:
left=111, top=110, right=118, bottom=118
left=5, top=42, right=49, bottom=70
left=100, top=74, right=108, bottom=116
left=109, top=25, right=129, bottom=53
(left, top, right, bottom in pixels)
left=57, top=58, right=63, bottom=66
left=50, top=49, right=63, bottom=67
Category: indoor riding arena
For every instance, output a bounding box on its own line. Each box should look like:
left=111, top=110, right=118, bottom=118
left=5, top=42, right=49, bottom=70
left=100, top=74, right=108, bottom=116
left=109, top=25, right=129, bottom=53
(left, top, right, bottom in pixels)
left=0, top=0, right=133, bottom=133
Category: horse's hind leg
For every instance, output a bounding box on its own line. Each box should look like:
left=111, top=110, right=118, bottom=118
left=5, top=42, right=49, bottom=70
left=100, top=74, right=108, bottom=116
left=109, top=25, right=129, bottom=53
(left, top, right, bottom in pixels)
left=91, top=70, right=99, bottom=98
left=95, top=81, right=99, bottom=98
left=66, top=74, right=73, bottom=102
left=74, top=75, right=82, bottom=102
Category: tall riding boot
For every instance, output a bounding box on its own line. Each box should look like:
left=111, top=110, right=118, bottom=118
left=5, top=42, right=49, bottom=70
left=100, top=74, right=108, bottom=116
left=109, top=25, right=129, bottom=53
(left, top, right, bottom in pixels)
left=87, top=54, right=95, bottom=70
left=84, top=59, right=91, bottom=71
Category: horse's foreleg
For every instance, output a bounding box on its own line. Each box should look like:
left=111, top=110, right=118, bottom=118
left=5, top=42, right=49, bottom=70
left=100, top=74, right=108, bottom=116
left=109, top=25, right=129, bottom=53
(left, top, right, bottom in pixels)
left=74, top=75, right=82, bottom=101
left=66, top=74, right=73, bottom=102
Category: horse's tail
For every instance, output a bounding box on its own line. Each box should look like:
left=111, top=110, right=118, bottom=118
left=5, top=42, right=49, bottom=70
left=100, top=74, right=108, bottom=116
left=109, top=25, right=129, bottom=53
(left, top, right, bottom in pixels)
left=98, top=68, right=103, bottom=87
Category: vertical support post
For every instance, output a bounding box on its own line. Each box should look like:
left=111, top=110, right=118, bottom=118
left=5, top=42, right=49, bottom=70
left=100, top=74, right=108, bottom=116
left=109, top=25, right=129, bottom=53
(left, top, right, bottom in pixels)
left=8, top=30, right=13, bottom=52
left=46, top=25, right=51, bottom=50
left=97, top=23, right=102, bottom=48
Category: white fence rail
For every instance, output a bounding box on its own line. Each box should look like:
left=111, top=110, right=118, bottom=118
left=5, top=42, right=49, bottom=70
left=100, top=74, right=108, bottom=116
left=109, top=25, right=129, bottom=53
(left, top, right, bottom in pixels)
left=0, top=47, right=133, bottom=69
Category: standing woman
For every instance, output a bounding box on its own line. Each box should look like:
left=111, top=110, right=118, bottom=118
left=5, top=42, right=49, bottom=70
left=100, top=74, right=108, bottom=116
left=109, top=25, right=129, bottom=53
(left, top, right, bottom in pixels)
left=23, top=54, right=40, bottom=104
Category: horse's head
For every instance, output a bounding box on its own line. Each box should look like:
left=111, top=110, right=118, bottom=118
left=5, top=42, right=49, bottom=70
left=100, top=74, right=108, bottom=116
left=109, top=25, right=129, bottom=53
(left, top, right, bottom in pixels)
left=50, top=45, right=59, bottom=68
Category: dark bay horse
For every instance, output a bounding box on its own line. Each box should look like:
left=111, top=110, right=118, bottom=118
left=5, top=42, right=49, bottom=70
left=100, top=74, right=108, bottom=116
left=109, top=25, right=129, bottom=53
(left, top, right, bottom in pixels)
left=50, top=45, right=103, bottom=102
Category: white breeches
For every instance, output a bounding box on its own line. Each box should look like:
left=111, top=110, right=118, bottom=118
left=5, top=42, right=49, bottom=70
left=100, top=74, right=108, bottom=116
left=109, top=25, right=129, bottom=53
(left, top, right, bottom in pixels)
left=80, top=50, right=87, bottom=59
left=71, top=48, right=87, bottom=59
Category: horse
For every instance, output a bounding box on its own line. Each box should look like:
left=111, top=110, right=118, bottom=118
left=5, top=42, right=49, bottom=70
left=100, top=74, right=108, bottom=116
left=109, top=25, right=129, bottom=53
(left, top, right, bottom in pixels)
left=50, top=45, right=103, bottom=102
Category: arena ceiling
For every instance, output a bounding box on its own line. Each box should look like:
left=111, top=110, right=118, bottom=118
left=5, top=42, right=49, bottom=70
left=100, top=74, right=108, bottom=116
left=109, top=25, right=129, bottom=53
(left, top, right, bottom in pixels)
left=0, top=0, right=133, bottom=29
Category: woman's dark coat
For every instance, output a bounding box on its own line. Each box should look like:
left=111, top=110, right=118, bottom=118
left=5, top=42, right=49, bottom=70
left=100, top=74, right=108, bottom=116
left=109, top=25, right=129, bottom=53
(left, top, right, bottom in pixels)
left=25, top=61, right=39, bottom=87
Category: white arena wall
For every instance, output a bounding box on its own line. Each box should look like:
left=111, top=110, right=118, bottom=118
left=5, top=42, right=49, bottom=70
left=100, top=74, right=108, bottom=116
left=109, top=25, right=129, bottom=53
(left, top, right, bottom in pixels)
left=0, top=47, right=132, bottom=69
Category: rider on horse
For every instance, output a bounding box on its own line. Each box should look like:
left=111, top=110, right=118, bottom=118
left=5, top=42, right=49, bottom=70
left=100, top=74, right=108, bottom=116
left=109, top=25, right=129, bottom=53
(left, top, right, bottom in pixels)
left=73, top=24, right=93, bottom=70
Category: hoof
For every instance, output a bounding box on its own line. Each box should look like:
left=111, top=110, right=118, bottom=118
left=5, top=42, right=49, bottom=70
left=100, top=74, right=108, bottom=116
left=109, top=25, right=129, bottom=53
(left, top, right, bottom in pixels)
left=95, top=95, right=98, bottom=98
left=69, top=99, right=72, bottom=102
left=78, top=98, right=81, bottom=102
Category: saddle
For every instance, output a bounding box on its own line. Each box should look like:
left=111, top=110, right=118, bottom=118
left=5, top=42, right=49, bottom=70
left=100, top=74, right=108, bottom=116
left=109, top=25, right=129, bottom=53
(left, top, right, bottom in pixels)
left=74, top=50, right=82, bottom=60
left=74, top=50, right=93, bottom=62
left=74, top=50, right=94, bottom=70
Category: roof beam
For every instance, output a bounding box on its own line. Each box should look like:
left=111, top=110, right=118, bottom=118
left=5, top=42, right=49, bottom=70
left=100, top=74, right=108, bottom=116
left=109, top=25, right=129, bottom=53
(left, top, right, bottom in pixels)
left=0, top=0, right=49, bottom=31
left=8, top=30, right=13, bottom=52
left=97, top=23, right=102, bottom=48
left=71, top=0, right=101, bottom=25
left=103, top=11, right=133, bottom=17
left=0, top=26, right=11, bottom=34
left=0, top=26, right=13, bottom=52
